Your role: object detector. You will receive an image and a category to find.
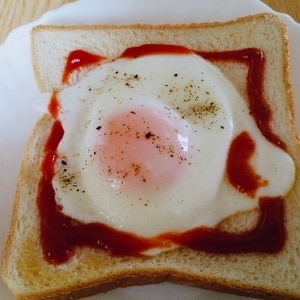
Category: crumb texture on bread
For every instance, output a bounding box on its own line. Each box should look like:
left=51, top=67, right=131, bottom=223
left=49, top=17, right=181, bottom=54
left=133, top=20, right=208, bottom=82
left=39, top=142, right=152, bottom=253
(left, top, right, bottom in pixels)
left=2, top=13, right=300, bottom=300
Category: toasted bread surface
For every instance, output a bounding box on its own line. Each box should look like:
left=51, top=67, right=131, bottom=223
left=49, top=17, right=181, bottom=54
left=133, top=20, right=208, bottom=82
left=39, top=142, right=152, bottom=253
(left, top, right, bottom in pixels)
left=2, top=13, right=300, bottom=300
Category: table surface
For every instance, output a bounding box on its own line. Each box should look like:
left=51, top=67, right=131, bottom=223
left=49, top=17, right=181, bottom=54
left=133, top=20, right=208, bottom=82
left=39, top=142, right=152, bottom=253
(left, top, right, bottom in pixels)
left=0, top=0, right=299, bottom=44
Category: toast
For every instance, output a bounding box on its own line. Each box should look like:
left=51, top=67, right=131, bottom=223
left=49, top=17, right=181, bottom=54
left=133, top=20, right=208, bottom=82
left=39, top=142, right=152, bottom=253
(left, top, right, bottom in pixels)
left=2, top=13, right=300, bottom=300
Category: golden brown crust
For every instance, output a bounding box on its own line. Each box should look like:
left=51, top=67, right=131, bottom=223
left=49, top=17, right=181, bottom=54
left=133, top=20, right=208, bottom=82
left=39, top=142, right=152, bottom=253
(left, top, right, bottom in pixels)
left=30, top=13, right=283, bottom=32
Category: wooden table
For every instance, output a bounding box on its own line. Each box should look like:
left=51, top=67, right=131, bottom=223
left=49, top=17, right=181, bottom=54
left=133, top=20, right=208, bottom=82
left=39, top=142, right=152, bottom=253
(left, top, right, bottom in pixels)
left=0, top=0, right=299, bottom=44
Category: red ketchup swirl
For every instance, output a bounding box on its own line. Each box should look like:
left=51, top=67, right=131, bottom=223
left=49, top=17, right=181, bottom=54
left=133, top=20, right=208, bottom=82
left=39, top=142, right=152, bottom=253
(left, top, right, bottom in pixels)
left=38, top=45, right=287, bottom=264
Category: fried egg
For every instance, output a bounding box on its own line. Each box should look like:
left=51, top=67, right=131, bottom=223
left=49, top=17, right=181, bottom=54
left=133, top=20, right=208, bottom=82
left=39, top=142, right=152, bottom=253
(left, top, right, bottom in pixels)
left=52, top=52, right=295, bottom=238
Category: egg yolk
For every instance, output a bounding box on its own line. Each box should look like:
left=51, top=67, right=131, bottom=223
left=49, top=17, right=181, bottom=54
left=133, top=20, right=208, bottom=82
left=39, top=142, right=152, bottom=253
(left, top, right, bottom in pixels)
left=95, top=106, right=189, bottom=193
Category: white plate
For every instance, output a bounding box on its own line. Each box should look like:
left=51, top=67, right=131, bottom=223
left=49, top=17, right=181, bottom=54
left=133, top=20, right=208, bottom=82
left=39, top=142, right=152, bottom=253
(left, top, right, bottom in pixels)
left=0, top=0, right=299, bottom=299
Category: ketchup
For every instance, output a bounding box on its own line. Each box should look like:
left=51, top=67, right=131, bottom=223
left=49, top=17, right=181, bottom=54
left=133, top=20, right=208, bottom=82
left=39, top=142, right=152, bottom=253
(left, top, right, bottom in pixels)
left=37, top=44, right=287, bottom=264
left=121, top=43, right=193, bottom=58
left=62, top=49, right=106, bottom=84
left=48, top=92, right=60, bottom=119
left=168, top=196, right=285, bottom=254
left=227, top=131, right=268, bottom=198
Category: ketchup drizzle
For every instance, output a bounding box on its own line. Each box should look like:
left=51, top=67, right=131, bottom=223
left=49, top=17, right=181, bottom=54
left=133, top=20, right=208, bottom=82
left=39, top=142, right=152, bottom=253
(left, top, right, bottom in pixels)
left=62, top=49, right=105, bottom=84
left=168, top=196, right=285, bottom=254
left=121, top=43, right=192, bottom=58
left=48, top=92, right=60, bottom=119
left=38, top=44, right=287, bottom=264
left=227, top=131, right=268, bottom=198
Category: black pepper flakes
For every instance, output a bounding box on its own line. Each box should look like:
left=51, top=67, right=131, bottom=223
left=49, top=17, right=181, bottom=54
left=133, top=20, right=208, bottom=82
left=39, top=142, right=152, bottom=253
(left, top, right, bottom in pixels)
left=145, top=131, right=154, bottom=139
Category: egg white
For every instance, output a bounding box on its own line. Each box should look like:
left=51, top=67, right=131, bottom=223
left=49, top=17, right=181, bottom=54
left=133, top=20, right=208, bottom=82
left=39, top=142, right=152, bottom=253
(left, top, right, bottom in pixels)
left=52, top=53, right=295, bottom=238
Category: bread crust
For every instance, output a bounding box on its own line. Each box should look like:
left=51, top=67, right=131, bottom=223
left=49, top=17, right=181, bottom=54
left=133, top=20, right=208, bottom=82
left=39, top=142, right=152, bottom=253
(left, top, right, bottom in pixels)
left=2, top=13, right=300, bottom=300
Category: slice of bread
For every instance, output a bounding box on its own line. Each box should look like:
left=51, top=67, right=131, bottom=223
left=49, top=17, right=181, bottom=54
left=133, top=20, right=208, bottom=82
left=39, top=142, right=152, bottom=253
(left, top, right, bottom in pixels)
left=2, top=13, right=300, bottom=300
